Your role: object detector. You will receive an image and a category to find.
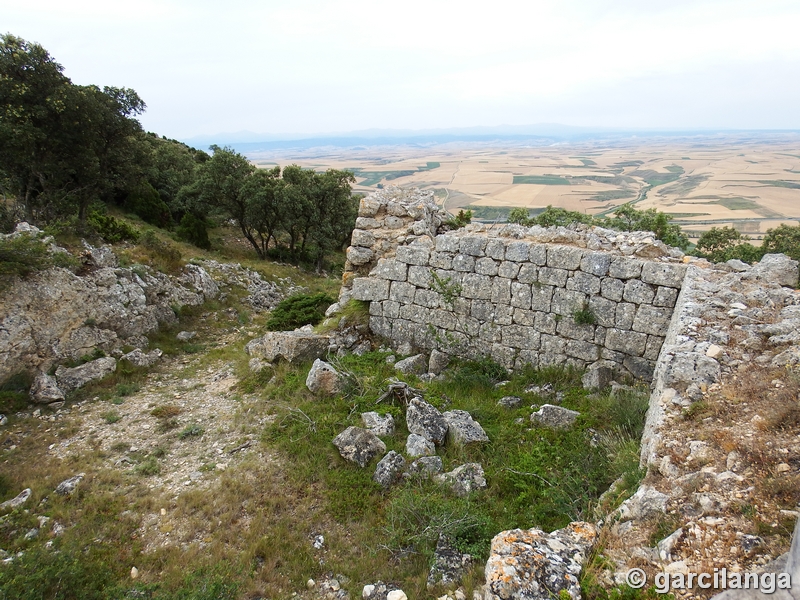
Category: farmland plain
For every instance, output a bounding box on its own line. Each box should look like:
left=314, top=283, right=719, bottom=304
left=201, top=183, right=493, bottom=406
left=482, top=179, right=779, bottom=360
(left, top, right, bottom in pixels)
left=245, top=132, right=800, bottom=240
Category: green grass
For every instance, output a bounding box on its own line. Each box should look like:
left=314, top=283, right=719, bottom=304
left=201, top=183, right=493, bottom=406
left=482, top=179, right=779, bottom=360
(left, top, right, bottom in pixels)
left=418, top=162, right=440, bottom=171
left=630, top=168, right=683, bottom=187
left=757, top=180, right=800, bottom=190
left=513, top=175, right=572, bottom=185
left=589, top=190, right=636, bottom=202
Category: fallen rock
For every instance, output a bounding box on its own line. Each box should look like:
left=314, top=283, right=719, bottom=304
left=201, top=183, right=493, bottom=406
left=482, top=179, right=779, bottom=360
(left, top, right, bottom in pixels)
left=386, top=591, right=407, bottom=600
left=245, top=330, right=329, bottom=363
left=497, top=396, right=522, bottom=409
left=394, top=354, right=428, bottom=375
left=581, top=364, right=614, bottom=390
left=333, top=427, right=387, bottom=467
left=55, top=357, right=117, bottom=393
left=248, top=357, right=272, bottom=373
left=443, top=410, right=489, bottom=445
left=305, top=359, right=342, bottom=395
left=361, top=412, right=395, bottom=437
left=406, top=433, right=435, bottom=457
left=0, top=488, right=31, bottom=510
left=428, top=349, right=451, bottom=375
left=29, top=372, right=65, bottom=404
left=373, top=451, right=406, bottom=489
left=181, top=264, right=219, bottom=299
left=427, top=534, right=473, bottom=590
left=747, top=253, right=799, bottom=288
left=176, top=330, right=196, bottom=341
left=119, top=348, right=162, bottom=368
left=435, top=463, right=487, bottom=497
left=54, top=473, right=85, bottom=496
left=407, top=456, right=444, bottom=476
left=407, top=397, right=448, bottom=445
left=530, top=404, right=580, bottom=429
left=484, top=522, right=598, bottom=600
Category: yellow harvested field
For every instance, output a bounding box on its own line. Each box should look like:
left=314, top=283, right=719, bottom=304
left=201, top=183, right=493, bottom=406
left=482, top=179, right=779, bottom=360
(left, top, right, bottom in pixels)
left=248, top=133, right=800, bottom=238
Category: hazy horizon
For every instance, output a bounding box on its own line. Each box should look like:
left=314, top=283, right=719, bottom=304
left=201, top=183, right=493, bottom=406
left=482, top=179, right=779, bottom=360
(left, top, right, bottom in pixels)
left=6, top=0, right=800, bottom=140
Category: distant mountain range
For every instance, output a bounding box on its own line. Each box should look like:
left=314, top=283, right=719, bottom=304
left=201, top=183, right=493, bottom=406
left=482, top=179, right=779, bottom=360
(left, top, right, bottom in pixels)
left=181, top=124, right=800, bottom=153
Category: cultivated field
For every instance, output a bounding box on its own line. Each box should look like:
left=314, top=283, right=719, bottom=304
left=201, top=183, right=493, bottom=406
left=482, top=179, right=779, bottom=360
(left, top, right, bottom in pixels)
left=246, top=133, right=800, bottom=240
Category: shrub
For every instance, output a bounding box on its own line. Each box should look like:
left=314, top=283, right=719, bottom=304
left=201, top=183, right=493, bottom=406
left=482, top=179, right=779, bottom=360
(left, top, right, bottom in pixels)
left=176, top=213, right=211, bottom=250
left=447, top=209, right=473, bottom=229
left=125, top=182, right=172, bottom=228
left=763, top=223, right=800, bottom=261
left=266, top=292, right=335, bottom=331
left=87, top=211, right=140, bottom=243
left=0, top=233, right=78, bottom=289
left=573, top=303, right=596, bottom=325
left=693, top=226, right=764, bottom=264
left=179, top=423, right=204, bottom=439
left=137, top=230, right=183, bottom=273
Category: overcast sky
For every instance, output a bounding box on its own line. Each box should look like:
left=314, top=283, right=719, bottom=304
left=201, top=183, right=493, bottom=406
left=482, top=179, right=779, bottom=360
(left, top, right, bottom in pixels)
left=5, top=0, right=800, bottom=141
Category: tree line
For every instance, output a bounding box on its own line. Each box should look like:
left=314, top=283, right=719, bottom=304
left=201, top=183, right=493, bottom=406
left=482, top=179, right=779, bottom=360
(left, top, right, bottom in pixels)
left=0, top=34, right=358, bottom=271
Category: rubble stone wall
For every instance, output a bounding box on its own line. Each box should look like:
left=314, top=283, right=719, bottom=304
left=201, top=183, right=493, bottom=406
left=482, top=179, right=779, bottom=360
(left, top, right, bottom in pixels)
left=341, top=188, right=688, bottom=379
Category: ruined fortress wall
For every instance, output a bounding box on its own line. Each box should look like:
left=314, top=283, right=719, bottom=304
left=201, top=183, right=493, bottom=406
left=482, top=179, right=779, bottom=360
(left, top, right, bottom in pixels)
left=340, top=188, right=687, bottom=379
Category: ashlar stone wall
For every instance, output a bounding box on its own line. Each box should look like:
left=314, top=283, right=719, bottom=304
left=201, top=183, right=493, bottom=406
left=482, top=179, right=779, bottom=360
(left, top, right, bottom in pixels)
left=340, top=188, right=688, bottom=379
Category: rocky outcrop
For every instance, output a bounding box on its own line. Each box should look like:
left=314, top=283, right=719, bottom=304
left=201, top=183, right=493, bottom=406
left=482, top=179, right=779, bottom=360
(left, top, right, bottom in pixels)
left=29, top=372, right=65, bottom=404
left=484, top=522, right=598, bottom=600
left=55, top=357, right=117, bottom=393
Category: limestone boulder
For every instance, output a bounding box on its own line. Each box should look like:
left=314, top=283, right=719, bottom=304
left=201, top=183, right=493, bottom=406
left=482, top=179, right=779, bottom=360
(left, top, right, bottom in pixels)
left=427, top=534, right=473, bottom=590
left=531, top=404, right=580, bottom=429
left=435, top=463, right=487, bottom=497
left=394, top=354, right=428, bottom=375
left=407, top=456, right=444, bottom=476
left=373, top=451, right=406, bottom=489
left=443, top=410, right=489, bottom=445
left=119, top=348, right=162, bottom=368
left=245, top=330, right=329, bottom=363
left=0, top=488, right=31, bottom=510
left=54, top=473, right=85, bottom=496
left=406, top=397, right=448, bottom=445
left=305, top=359, right=342, bottom=395
left=29, top=372, right=65, bottom=404
left=55, top=357, right=117, bottom=393
left=484, top=522, right=598, bottom=600
left=406, top=433, right=435, bottom=457
left=333, top=426, right=386, bottom=467
left=361, top=412, right=395, bottom=437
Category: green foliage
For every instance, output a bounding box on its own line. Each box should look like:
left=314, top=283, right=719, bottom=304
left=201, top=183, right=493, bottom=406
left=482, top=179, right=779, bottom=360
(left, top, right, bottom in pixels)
left=176, top=213, right=211, bottom=250
left=447, top=209, right=473, bottom=229
left=0, top=233, right=78, bottom=288
left=179, top=423, right=204, bottom=439
left=265, top=292, right=335, bottom=331
left=134, top=456, right=161, bottom=475
left=430, top=270, right=463, bottom=309
left=693, top=226, right=763, bottom=263
left=763, top=223, right=800, bottom=262
left=87, top=211, right=140, bottom=243
left=573, top=304, right=597, bottom=325
left=125, top=181, right=172, bottom=228
left=448, top=357, right=509, bottom=391
left=137, top=230, right=183, bottom=273
left=0, top=372, right=32, bottom=413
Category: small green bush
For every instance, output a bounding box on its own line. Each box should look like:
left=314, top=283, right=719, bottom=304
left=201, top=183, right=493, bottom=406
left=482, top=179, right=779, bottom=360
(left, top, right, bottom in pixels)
left=176, top=213, right=211, bottom=250
left=125, top=182, right=172, bottom=228
left=447, top=209, right=473, bottom=229
left=0, top=234, right=78, bottom=287
left=87, top=211, right=140, bottom=243
left=138, top=230, right=183, bottom=273
left=179, top=423, right=204, bottom=439
left=573, top=304, right=596, bottom=325
left=266, top=292, right=335, bottom=331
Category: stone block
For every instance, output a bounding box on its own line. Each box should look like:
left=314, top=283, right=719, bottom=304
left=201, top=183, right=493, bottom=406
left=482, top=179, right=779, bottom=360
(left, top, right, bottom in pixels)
left=567, top=271, right=601, bottom=295
left=399, top=304, right=427, bottom=323
left=537, top=267, right=569, bottom=287
left=384, top=216, right=406, bottom=229
left=615, top=302, right=636, bottom=329
left=641, top=261, right=688, bottom=288
left=581, top=252, right=612, bottom=276
left=414, top=288, right=441, bottom=309
left=594, top=326, right=606, bottom=345
left=566, top=339, right=600, bottom=362
left=605, top=328, right=648, bottom=356
left=475, top=257, right=499, bottom=276
left=540, top=334, right=566, bottom=355
left=623, top=356, right=655, bottom=380
left=386, top=201, right=408, bottom=216
left=383, top=301, right=400, bottom=318
left=452, top=254, right=476, bottom=272
left=431, top=309, right=457, bottom=331
left=608, top=256, right=643, bottom=279
left=654, top=286, right=679, bottom=307
left=390, top=281, right=417, bottom=303
left=517, top=264, right=538, bottom=284
left=351, top=228, right=376, bottom=247
left=429, top=251, right=453, bottom=269
left=352, top=278, right=390, bottom=301
left=359, top=196, right=381, bottom=217
left=460, top=235, right=487, bottom=256
left=501, top=325, right=540, bottom=350
left=479, top=322, right=502, bottom=343
left=512, top=308, right=536, bottom=326
left=515, top=350, right=540, bottom=370
left=632, top=305, right=673, bottom=336
left=396, top=245, right=430, bottom=266
left=547, top=245, right=584, bottom=270
left=494, top=304, right=514, bottom=325
left=551, top=288, right=586, bottom=316
left=498, top=261, right=520, bottom=279
left=355, top=216, right=382, bottom=229
left=600, top=277, right=624, bottom=301
left=491, top=278, right=512, bottom=304
left=535, top=312, right=558, bottom=334
left=623, top=280, right=656, bottom=304
left=369, top=316, right=392, bottom=338
left=530, top=285, right=553, bottom=312
left=557, top=319, right=595, bottom=342
left=485, top=238, right=506, bottom=260
left=529, top=244, right=548, bottom=265
left=462, top=273, right=492, bottom=299
left=505, top=241, right=531, bottom=262
left=373, top=258, right=408, bottom=281
left=346, top=246, right=374, bottom=266
left=408, top=265, right=432, bottom=288
left=369, top=302, right=382, bottom=316
left=645, top=335, right=665, bottom=360
left=510, top=282, right=532, bottom=309
left=588, top=296, right=617, bottom=327
left=491, top=344, right=518, bottom=369
left=471, top=300, right=495, bottom=321
left=435, top=235, right=461, bottom=253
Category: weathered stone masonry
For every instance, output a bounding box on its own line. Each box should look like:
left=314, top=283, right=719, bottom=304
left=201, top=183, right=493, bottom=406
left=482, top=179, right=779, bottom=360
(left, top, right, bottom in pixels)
left=339, top=187, right=688, bottom=380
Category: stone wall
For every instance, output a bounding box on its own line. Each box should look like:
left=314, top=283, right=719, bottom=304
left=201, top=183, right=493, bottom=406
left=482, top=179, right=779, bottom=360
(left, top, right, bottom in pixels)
left=341, top=188, right=688, bottom=379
